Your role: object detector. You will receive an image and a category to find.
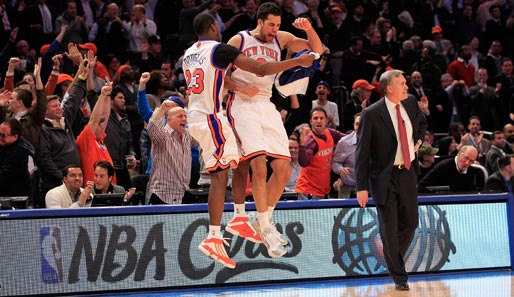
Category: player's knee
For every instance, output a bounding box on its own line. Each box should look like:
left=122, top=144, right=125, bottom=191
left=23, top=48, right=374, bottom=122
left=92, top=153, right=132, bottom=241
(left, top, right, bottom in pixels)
left=272, top=159, right=291, bottom=180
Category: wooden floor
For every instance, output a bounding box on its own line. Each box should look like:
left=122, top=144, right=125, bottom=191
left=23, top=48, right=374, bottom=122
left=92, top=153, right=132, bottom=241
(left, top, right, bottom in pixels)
left=88, top=269, right=514, bottom=297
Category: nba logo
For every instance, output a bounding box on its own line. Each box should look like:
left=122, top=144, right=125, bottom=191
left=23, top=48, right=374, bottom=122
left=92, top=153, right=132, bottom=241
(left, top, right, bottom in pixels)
left=40, top=227, right=63, bottom=284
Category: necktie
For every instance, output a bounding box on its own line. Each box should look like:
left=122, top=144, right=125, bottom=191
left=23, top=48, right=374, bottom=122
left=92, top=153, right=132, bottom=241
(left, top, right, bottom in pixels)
left=506, top=180, right=512, bottom=193
left=396, top=104, right=411, bottom=170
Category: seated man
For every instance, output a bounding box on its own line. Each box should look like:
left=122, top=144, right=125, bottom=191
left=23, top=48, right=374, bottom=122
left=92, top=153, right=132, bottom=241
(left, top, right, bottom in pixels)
left=418, top=143, right=439, bottom=180
left=284, top=138, right=300, bottom=193
left=485, top=130, right=506, bottom=175
left=484, top=154, right=514, bottom=193
left=45, top=165, right=93, bottom=208
left=93, top=160, right=135, bottom=204
left=418, top=145, right=484, bottom=193
left=0, top=118, right=34, bottom=197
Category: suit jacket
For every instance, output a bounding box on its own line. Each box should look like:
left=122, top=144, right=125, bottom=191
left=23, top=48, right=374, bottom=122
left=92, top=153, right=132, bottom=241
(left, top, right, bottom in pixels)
left=484, top=172, right=513, bottom=193
left=460, top=133, right=491, bottom=156
left=355, top=95, right=427, bottom=205
left=469, top=84, right=503, bottom=132
left=408, top=86, right=431, bottom=101
left=485, top=145, right=505, bottom=174
left=428, top=87, right=452, bottom=133
left=0, top=137, right=32, bottom=196
left=408, top=86, right=447, bottom=133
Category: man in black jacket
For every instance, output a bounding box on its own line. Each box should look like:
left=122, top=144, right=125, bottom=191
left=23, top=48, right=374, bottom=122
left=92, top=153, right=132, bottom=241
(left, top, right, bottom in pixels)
left=356, top=70, right=427, bottom=291
left=0, top=118, right=33, bottom=197
left=418, top=145, right=484, bottom=193
left=484, top=154, right=514, bottom=193
left=104, top=86, right=136, bottom=190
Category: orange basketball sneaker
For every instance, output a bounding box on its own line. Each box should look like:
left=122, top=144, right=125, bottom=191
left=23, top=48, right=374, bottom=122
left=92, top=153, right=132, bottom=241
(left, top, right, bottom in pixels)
left=198, top=237, right=236, bottom=269
left=225, top=216, right=263, bottom=243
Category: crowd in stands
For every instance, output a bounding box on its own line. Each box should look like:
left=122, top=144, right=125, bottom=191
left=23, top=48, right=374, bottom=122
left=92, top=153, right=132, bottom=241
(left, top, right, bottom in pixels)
left=1, top=0, right=514, bottom=208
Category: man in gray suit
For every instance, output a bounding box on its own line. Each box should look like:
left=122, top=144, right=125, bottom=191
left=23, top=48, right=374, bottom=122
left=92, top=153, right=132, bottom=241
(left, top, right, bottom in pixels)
left=484, top=154, right=514, bottom=193
left=355, top=70, right=427, bottom=291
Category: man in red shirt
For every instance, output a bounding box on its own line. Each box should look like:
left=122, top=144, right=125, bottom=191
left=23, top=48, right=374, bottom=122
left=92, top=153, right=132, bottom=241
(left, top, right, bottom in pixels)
left=76, top=80, right=116, bottom=186
left=447, top=45, right=475, bottom=87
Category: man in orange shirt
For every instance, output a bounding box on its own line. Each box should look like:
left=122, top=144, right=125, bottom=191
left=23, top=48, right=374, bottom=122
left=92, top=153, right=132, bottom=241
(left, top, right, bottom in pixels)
left=296, top=107, right=345, bottom=199
left=76, top=76, right=116, bottom=186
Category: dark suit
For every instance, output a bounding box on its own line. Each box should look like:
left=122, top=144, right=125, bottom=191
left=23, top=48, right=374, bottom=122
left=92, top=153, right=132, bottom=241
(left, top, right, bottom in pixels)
left=408, top=86, right=438, bottom=132
left=484, top=172, right=513, bottom=193
left=485, top=146, right=505, bottom=175
left=356, top=95, right=426, bottom=284
left=428, top=87, right=452, bottom=133
left=0, top=137, right=33, bottom=196
left=23, top=3, right=55, bottom=52
left=408, top=86, right=430, bottom=101
left=469, top=84, right=503, bottom=132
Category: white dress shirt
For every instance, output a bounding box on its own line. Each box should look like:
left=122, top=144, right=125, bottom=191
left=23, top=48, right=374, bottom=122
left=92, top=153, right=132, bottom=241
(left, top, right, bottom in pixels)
left=385, top=97, right=415, bottom=165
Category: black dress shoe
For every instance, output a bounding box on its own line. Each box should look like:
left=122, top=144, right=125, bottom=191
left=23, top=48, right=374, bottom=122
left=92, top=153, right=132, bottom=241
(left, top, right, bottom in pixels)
left=395, top=282, right=410, bottom=291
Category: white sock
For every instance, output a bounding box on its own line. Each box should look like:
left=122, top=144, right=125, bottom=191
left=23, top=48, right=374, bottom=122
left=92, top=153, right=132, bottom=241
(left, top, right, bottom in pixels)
left=257, top=211, right=271, bottom=229
left=268, top=206, right=275, bottom=222
left=234, top=203, right=246, bottom=217
left=208, top=225, right=221, bottom=238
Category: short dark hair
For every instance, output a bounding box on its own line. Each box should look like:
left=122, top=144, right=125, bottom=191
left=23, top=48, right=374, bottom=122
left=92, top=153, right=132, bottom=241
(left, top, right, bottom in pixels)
left=492, top=130, right=504, bottom=140
left=501, top=57, right=512, bottom=65
left=47, top=95, right=60, bottom=103
left=94, top=160, right=115, bottom=177
left=2, top=117, right=22, bottom=137
left=469, top=115, right=481, bottom=122
left=350, top=36, right=363, bottom=46
left=14, top=88, right=33, bottom=108
left=110, top=86, right=124, bottom=100
left=310, top=106, right=327, bottom=118
left=489, top=4, right=500, bottom=13
left=15, top=80, right=30, bottom=88
left=458, top=45, right=469, bottom=56
left=498, top=154, right=513, bottom=170
left=193, top=12, right=216, bottom=36
left=257, top=2, right=281, bottom=21
left=62, top=164, right=81, bottom=177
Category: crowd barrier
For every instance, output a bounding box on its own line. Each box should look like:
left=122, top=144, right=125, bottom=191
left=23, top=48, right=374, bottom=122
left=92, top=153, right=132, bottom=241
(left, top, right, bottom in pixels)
left=0, top=192, right=512, bottom=296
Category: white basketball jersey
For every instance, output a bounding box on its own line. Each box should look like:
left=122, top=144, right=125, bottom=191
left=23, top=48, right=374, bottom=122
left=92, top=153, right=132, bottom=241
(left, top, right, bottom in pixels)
left=183, top=39, right=227, bottom=117
left=231, top=30, right=282, bottom=100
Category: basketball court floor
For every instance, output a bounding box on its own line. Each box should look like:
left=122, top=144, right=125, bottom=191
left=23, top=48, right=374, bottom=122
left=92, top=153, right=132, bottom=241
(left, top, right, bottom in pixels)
left=86, top=269, right=514, bottom=297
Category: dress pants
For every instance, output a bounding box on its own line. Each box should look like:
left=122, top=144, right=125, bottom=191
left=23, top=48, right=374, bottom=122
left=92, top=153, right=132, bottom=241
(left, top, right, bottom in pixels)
left=376, top=166, right=419, bottom=284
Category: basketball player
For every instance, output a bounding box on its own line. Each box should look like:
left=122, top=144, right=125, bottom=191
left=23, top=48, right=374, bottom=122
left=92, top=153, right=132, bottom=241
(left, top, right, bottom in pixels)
left=226, top=2, right=323, bottom=258
left=184, top=13, right=315, bottom=268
